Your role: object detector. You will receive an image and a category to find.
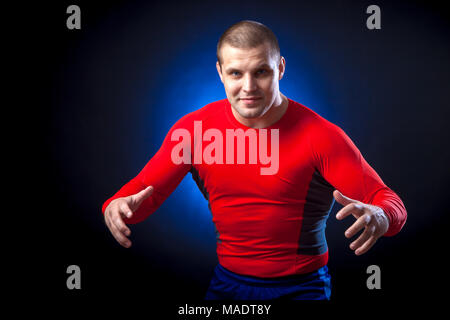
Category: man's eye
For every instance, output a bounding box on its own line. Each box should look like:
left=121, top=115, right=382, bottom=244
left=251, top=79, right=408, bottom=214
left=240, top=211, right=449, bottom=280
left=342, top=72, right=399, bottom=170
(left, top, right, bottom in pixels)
left=256, top=69, right=267, bottom=75
left=231, top=71, right=240, bottom=76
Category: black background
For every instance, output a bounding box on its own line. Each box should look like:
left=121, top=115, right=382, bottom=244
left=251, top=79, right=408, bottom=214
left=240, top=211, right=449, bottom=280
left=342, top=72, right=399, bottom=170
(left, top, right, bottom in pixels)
left=13, top=0, right=450, bottom=316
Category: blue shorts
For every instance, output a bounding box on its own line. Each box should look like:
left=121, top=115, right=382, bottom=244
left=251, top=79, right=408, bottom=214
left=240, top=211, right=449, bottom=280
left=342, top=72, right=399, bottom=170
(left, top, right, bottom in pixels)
left=204, top=263, right=332, bottom=300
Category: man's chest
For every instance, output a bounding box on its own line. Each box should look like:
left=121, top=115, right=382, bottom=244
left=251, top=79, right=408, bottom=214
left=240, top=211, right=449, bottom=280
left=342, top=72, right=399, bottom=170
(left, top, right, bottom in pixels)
left=191, top=130, right=315, bottom=200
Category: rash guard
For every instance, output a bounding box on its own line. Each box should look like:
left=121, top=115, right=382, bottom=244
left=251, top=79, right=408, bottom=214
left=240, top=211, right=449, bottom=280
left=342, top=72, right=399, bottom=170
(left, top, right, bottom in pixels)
left=102, top=98, right=407, bottom=278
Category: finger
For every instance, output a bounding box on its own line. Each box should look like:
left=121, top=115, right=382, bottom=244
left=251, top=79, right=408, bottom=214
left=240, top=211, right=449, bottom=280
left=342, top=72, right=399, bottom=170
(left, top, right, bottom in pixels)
left=105, top=205, right=131, bottom=237
left=112, top=207, right=131, bottom=236
left=344, top=214, right=372, bottom=238
left=104, top=208, right=116, bottom=231
left=336, top=202, right=364, bottom=220
left=108, top=217, right=132, bottom=248
left=350, top=224, right=376, bottom=251
left=104, top=211, right=112, bottom=229
left=355, top=236, right=377, bottom=256
left=132, top=185, right=154, bottom=207
left=333, top=190, right=360, bottom=207
left=119, top=201, right=134, bottom=219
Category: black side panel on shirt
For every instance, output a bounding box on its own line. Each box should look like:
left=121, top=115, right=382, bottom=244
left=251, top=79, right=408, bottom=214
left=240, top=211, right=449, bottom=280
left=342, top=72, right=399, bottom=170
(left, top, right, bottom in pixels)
left=297, top=170, right=335, bottom=255
left=190, top=166, right=221, bottom=243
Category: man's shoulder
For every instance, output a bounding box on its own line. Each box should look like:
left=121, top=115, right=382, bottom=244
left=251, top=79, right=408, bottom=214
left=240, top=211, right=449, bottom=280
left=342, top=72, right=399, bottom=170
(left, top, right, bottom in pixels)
left=289, top=99, right=334, bottom=127
left=170, top=98, right=228, bottom=129
left=288, top=98, right=346, bottom=141
left=192, top=98, right=228, bottom=119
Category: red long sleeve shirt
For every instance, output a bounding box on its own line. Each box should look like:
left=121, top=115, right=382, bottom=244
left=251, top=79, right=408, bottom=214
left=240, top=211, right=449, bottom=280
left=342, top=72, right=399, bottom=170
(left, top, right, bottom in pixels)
left=102, top=98, right=407, bottom=278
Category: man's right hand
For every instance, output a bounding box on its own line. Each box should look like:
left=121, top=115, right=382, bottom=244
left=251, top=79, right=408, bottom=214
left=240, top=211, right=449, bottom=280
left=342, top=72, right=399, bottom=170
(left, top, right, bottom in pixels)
left=104, top=185, right=154, bottom=248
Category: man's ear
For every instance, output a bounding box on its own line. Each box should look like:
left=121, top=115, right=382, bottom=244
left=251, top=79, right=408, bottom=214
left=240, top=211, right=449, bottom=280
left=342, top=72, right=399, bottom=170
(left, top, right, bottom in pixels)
left=216, top=61, right=224, bottom=84
left=278, top=56, right=286, bottom=80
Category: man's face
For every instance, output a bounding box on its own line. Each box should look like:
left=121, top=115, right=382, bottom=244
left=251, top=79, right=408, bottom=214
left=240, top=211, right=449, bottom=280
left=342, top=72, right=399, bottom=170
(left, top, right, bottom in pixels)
left=216, top=42, right=285, bottom=120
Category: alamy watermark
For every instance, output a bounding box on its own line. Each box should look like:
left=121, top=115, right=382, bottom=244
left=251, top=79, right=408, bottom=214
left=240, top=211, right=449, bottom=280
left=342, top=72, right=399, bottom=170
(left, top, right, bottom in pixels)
left=366, top=5, right=381, bottom=30
left=171, top=121, right=280, bottom=175
left=366, top=264, right=381, bottom=290
left=66, top=265, right=81, bottom=289
left=66, top=5, right=81, bottom=30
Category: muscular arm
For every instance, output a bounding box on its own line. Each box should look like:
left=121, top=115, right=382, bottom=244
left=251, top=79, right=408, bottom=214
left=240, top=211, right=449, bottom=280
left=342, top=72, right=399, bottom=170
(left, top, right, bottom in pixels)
left=309, top=120, right=407, bottom=237
left=101, top=117, right=192, bottom=224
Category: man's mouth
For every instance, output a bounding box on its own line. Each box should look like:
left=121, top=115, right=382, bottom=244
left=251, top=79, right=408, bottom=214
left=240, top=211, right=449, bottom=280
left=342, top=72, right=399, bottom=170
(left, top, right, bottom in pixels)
left=240, top=97, right=262, bottom=104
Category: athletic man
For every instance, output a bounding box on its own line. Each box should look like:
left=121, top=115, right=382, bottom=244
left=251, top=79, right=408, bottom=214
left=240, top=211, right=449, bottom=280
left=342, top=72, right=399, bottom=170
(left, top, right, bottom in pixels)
left=102, top=20, right=407, bottom=300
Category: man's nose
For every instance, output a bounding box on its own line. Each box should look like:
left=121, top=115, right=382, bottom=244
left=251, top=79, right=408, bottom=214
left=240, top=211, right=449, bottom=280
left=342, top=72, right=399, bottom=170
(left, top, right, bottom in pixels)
left=242, top=74, right=257, bottom=92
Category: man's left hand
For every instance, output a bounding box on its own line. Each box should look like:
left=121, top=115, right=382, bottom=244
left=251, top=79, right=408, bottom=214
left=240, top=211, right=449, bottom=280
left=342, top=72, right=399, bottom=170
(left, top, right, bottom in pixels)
left=333, top=190, right=390, bottom=255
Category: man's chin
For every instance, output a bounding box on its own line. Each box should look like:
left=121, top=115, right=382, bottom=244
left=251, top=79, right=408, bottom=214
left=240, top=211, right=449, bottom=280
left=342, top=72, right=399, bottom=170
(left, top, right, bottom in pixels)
left=237, top=108, right=265, bottom=119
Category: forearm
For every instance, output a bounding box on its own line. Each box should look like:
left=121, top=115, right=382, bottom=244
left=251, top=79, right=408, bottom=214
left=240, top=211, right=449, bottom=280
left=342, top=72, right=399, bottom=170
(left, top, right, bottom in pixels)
left=368, top=187, right=407, bottom=237
left=102, top=176, right=157, bottom=224
left=310, top=121, right=407, bottom=237
left=101, top=116, right=193, bottom=224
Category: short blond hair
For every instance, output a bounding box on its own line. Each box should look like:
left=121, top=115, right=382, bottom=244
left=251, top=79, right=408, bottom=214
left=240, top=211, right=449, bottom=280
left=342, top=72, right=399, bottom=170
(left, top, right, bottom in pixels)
left=217, top=20, right=280, bottom=66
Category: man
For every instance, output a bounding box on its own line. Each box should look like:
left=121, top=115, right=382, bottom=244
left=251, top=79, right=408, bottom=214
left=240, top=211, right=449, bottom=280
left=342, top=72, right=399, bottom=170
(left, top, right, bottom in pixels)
left=102, top=20, right=407, bottom=300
